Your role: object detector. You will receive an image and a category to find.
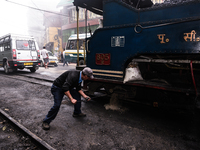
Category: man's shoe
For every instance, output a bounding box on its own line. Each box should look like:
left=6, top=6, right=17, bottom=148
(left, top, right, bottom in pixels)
left=42, top=122, right=50, bottom=130
left=73, top=113, right=86, bottom=117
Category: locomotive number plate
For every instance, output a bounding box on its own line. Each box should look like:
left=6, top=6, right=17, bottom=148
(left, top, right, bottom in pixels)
left=95, top=53, right=110, bottom=65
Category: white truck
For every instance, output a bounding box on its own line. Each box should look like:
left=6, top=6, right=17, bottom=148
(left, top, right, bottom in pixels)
left=0, top=34, right=41, bottom=73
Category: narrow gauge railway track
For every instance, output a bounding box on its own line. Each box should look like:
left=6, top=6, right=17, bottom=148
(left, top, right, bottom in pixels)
left=0, top=108, right=56, bottom=150
left=0, top=73, right=53, bottom=87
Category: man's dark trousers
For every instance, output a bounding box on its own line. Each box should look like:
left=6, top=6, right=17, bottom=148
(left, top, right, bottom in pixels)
left=43, top=85, right=81, bottom=124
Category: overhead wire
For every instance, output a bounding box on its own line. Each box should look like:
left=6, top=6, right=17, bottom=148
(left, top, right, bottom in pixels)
left=30, top=0, right=61, bottom=30
left=4, top=0, right=76, bottom=47
left=29, top=0, right=67, bottom=44
left=5, top=0, right=69, bottom=17
left=4, top=0, right=68, bottom=44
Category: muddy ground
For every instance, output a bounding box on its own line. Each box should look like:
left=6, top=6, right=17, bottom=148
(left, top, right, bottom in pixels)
left=0, top=74, right=200, bottom=150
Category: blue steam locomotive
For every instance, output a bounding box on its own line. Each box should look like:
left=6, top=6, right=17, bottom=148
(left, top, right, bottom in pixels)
left=74, top=0, right=200, bottom=110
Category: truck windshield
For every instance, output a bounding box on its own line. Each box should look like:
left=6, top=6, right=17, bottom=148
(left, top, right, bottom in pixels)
left=16, top=40, right=36, bottom=50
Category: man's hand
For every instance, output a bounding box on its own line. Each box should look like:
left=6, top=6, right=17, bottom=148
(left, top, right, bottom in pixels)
left=85, top=96, right=91, bottom=101
left=71, top=98, right=77, bottom=104
left=78, top=90, right=91, bottom=102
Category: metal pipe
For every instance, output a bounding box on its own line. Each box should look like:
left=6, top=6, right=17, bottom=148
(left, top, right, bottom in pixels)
left=76, top=6, right=79, bottom=66
left=84, top=9, right=88, bottom=65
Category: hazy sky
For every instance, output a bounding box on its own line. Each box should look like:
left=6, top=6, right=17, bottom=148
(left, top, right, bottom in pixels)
left=0, top=0, right=61, bottom=36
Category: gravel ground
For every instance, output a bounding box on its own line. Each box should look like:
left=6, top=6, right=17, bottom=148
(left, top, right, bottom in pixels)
left=0, top=115, right=42, bottom=150
left=0, top=74, right=200, bottom=150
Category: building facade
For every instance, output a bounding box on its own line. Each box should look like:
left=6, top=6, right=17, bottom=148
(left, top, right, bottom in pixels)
left=57, top=0, right=103, bottom=50
left=43, top=12, right=62, bottom=58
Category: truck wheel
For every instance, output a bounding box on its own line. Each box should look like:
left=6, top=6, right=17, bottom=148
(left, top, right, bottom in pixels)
left=30, top=67, right=36, bottom=72
left=40, top=61, right=44, bottom=67
left=3, top=62, right=9, bottom=74
left=13, top=68, right=17, bottom=72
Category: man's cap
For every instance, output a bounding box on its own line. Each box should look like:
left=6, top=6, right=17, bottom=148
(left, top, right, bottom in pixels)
left=82, top=67, right=94, bottom=79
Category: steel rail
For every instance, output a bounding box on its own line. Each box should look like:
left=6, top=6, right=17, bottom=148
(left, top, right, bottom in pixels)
left=0, top=108, right=56, bottom=150
left=0, top=74, right=53, bottom=87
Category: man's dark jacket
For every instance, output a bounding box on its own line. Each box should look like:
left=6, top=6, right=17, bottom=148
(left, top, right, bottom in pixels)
left=53, top=70, right=81, bottom=92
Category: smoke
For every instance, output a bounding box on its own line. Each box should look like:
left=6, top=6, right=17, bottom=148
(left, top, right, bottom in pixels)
left=0, top=0, right=61, bottom=49
left=26, top=0, right=61, bottom=49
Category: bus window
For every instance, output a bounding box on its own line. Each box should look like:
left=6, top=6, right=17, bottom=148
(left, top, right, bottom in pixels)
left=79, top=40, right=84, bottom=50
left=67, top=41, right=70, bottom=49
left=67, top=39, right=84, bottom=50
left=68, top=40, right=77, bottom=49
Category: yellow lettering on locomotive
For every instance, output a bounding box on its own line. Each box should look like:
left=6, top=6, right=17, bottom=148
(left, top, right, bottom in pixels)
left=157, top=34, right=169, bottom=44
left=196, top=37, right=200, bottom=41
left=184, top=30, right=196, bottom=41
left=157, top=34, right=166, bottom=43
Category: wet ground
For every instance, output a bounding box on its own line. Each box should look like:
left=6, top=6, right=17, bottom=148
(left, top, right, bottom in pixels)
left=0, top=66, right=200, bottom=149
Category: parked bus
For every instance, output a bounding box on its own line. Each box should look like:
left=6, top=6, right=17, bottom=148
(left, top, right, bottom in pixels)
left=0, top=33, right=40, bottom=73
left=64, top=33, right=91, bottom=65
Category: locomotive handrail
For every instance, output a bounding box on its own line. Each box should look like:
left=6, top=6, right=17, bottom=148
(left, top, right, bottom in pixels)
left=86, top=39, right=90, bottom=53
left=135, top=16, right=200, bottom=33
left=134, top=24, right=143, bottom=33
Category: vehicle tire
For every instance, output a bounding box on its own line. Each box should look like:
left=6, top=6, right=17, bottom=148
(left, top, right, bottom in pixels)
left=3, top=62, right=9, bottom=74
left=13, top=68, right=17, bottom=72
left=79, top=59, right=84, bottom=65
left=54, top=63, right=58, bottom=67
left=30, top=67, right=36, bottom=72
left=40, top=61, right=44, bottom=67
